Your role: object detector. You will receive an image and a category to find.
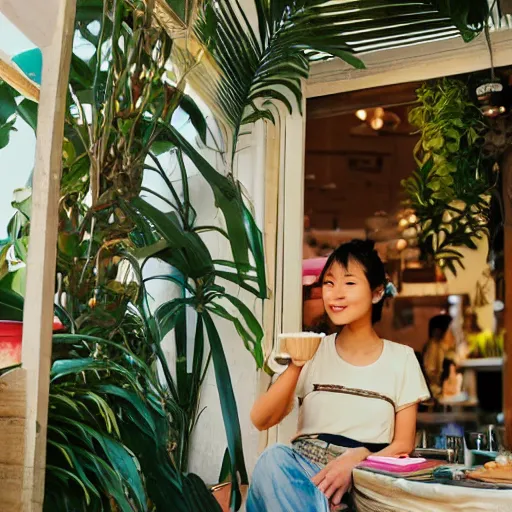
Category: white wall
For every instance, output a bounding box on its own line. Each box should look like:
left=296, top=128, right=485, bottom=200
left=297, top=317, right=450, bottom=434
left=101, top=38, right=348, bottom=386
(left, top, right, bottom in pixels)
left=186, top=125, right=266, bottom=483
left=162, top=0, right=266, bottom=483
left=140, top=92, right=266, bottom=483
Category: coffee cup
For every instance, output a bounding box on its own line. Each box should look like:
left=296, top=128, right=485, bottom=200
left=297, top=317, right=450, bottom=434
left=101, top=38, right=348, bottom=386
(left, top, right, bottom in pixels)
left=277, top=332, right=325, bottom=366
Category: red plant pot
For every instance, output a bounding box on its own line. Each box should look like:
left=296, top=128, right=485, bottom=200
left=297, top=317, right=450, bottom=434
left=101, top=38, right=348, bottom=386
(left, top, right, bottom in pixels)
left=0, top=321, right=23, bottom=369
left=0, top=319, right=65, bottom=369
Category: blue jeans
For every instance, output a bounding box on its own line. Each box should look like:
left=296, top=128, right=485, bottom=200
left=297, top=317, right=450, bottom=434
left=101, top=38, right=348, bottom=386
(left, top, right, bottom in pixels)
left=246, top=444, right=330, bottom=512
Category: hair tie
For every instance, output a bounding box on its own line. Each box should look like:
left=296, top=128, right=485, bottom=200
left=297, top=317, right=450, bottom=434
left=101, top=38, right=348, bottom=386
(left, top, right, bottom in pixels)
left=384, top=281, right=397, bottom=298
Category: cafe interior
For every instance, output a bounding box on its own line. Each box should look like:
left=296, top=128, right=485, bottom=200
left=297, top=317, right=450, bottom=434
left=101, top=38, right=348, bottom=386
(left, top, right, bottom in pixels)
left=300, top=71, right=512, bottom=463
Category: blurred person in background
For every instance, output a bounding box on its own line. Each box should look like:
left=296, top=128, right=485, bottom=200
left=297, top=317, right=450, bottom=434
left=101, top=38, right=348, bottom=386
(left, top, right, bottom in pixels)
left=422, top=314, right=456, bottom=399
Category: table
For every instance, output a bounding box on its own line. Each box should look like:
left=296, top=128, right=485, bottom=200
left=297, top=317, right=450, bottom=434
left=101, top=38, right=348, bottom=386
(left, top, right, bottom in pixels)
left=352, top=469, right=512, bottom=512
left=459, top=357, right=503, bottom=372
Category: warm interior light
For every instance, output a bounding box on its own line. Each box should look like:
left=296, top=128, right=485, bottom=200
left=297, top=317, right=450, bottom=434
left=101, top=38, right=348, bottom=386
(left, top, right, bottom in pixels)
left=355, top=109, right=367, bottom=121
left=370, top=117, right=384, bottom=130
left=408, top=214, right=418, bottom=224
left=481, top=105, right=506, bottom=118
left=396, top=239, right=408, bottom=251
left=374, top=107, right=384, bottom=118
left=398, top=218, right=409, bottom=229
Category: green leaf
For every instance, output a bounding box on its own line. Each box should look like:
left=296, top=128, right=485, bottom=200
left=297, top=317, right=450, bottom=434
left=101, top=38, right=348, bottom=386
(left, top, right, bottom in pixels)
left=218, top=447, right=231, bottom=483
left=315, top=47, right=365, bottom=69
left=101, top=436, right=148, bottom=511
left=0, top=118, right=17, bottom=150
left=214, top=270, right=261, bottom=296
left=223, top=293, right=264, bottom=367
left=0, top=288, right=24, bottom=321
left=157, top=125, right=267, bottom=296
left=183, top=473, right=223, bottom=511
left=0, top=81, right=17, bottom=125
left=179, top=93, right=208, bottom=144
left=16, top=99, right=38, bottom=131
left=95, top=384, right=157, bottom=434
left=155, top=297, right=190, bottom=339
left=202, top=310, right=247, bottom=510
left=45, top=465, right=92, bottom=505
left=131, top=197, right=214, bottom=278
left=50, top=358, right=140, bottom=389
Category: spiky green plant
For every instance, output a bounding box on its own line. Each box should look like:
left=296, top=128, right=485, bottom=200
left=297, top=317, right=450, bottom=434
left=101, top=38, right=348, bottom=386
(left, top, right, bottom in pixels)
left=46, top=331, right=223, bottom=512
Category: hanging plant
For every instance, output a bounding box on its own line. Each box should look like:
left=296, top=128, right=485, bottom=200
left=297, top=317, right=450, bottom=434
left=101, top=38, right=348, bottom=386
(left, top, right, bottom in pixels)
left=402, top=78, right=497, bottom=275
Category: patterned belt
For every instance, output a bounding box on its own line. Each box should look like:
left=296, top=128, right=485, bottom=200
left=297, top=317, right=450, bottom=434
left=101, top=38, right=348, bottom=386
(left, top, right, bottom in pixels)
left=292, top=437, right=349, bottom=466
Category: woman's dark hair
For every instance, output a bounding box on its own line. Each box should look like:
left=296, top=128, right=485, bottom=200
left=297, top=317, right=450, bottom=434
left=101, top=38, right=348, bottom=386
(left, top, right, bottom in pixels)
left=318, top=239, right=387, bottom=324
left=428, top=314, right=452, bottom=341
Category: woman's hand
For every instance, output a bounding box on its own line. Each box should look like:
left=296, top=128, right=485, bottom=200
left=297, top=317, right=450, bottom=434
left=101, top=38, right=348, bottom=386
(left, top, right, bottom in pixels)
left=311, top=447, right=369, bottom=506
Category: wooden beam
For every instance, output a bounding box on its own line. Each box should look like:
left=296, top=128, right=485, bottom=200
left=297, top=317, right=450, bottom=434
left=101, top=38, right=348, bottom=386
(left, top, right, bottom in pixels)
left=0, top=368, right=26, bottom=512
left=20, top=1, right=76, bottom=509
left=502, top=147, right=512, bottom=451
left=0, top=56, right=40, bottom=102
left=307, top=30, right=512, bottom=98
left=257, top=118, right=281, bottom=452
left=262, top=119, right=281, bottom=358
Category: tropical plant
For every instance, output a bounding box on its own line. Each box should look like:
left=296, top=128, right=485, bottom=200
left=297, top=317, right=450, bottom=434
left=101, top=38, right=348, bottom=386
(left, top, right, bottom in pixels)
left=1, top=0, right=264, bottom=508
left=0, top=79, right=37, bottom=149
left=402, top=78, right=496, bottom=274
left=187, top=0, right=490, bottom=156
left=56, top=2, right=267, bottom=506
left=0, top=187, right=31, bottom=295
left=46, top=331, right=223, bottom=512
left=466, top=329, right=504, bottom=358
left=0, top=287, right=24, bottom=321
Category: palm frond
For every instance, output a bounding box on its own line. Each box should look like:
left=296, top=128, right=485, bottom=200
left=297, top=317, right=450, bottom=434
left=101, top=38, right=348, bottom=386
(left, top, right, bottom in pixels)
left=183, top=0, right=490, bottom=151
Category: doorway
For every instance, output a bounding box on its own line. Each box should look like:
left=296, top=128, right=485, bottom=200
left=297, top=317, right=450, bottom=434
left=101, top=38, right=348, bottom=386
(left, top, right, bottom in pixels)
left=273, top=31, right=512, bottom=445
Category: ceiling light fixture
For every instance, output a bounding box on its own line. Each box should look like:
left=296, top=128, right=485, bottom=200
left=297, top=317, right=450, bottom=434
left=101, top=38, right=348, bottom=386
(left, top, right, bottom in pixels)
left=355, top=109, right=367, bottom=121
left=370, top=117, right=384, bottom=130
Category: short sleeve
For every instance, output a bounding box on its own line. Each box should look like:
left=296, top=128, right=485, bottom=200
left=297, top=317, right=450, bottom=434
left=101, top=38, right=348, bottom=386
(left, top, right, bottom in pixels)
left=396, top=348, right=431, bottom=411
left=295, top=360, right=314, bottom=400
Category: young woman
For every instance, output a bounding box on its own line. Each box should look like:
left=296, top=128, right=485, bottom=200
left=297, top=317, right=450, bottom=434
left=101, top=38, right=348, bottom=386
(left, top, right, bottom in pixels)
left=247, top=240, right=430, bottom=512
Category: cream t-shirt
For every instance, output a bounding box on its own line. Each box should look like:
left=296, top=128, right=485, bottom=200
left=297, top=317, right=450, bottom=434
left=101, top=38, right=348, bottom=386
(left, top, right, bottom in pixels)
left=295, top=333, right=430, bottom=444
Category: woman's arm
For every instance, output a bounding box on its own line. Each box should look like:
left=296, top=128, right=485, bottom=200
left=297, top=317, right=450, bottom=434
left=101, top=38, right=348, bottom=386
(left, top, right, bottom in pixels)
left=327, top=403, right=418, bottom=463
left=250, top=363, right=302, bottom=431
left=371, top=403, right=418, bottom=457
left=312, top=404, right=419, bottom=506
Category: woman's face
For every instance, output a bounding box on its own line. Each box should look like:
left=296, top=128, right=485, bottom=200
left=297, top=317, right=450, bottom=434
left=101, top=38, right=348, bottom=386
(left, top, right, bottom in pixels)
left=321, top=259, right=381, bottom=326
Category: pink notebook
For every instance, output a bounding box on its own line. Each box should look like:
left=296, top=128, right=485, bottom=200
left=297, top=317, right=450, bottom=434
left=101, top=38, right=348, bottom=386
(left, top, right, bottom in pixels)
left=367, top=456, right=426, bottom=467
left=359, top=456, right=439, bottom=474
